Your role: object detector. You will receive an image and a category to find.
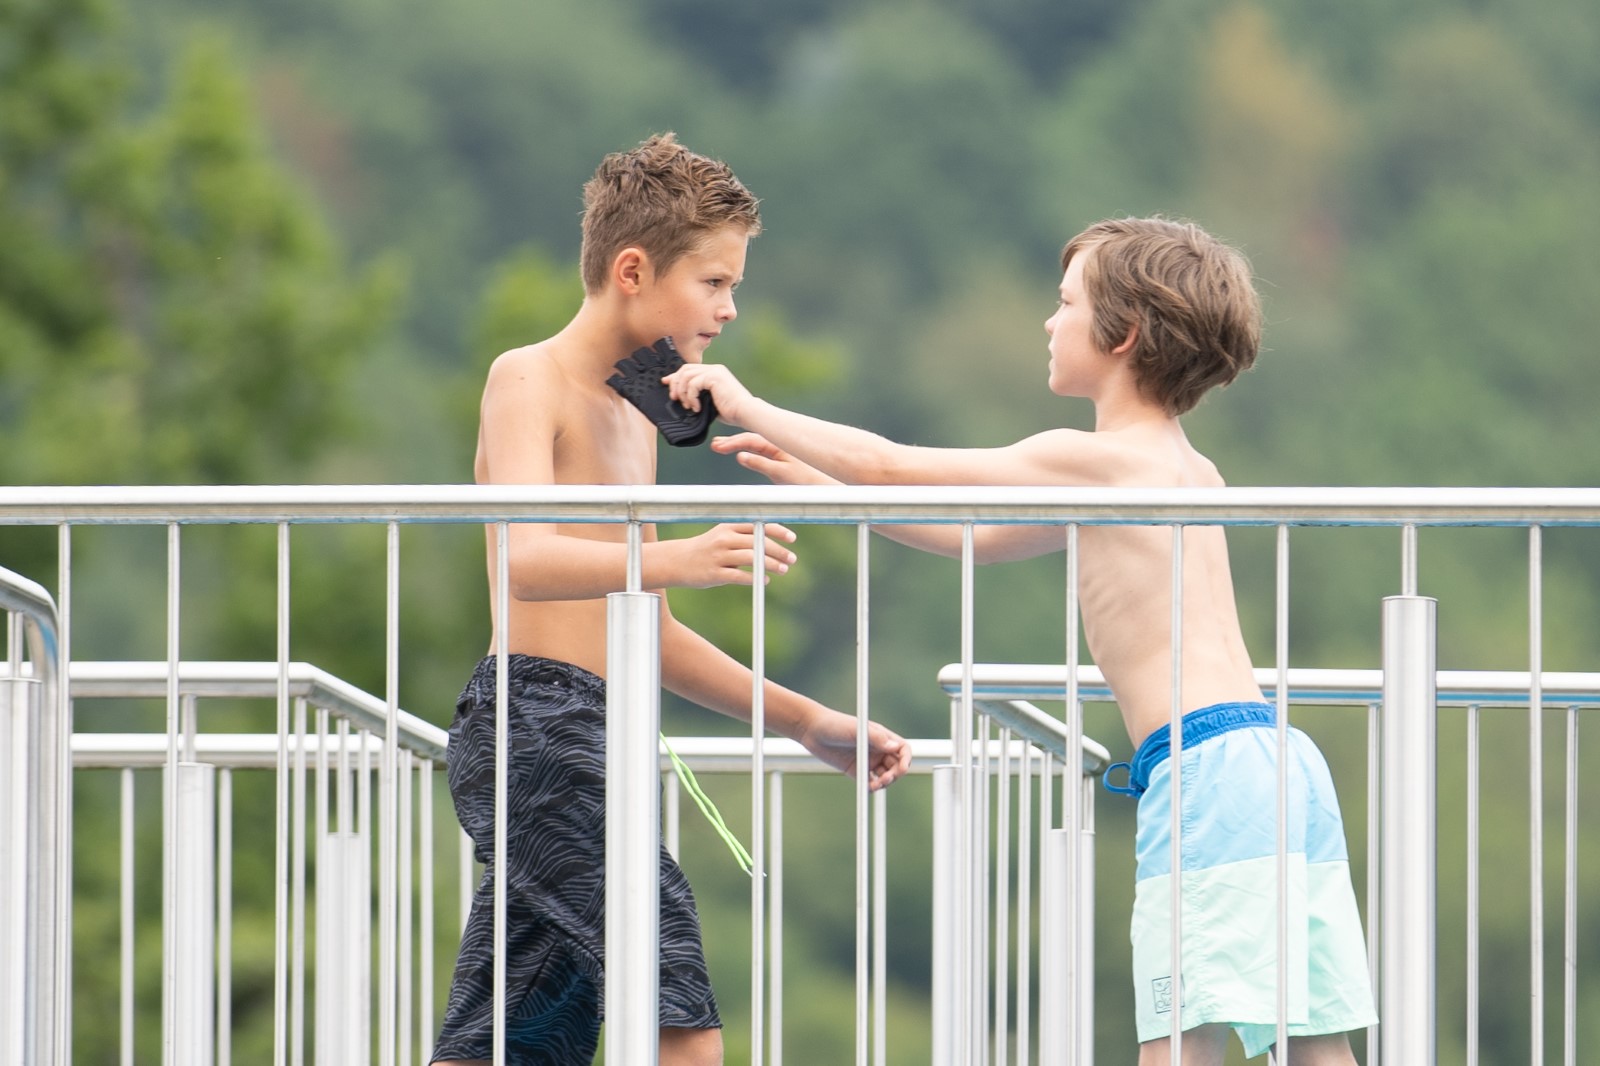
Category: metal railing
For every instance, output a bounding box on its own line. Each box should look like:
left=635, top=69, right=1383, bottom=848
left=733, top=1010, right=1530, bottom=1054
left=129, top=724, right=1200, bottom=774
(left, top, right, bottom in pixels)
left=51, top=660, right=1102, bottom=1066
left=55, top=660, right=448, bottom=1066
left=3, top=483, right=1599, bottom=1065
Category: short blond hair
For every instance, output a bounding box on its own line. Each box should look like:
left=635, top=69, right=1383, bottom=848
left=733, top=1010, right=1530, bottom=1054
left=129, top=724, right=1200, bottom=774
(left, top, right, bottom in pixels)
left=579, top=133, right=761, bottom=293
left=1062, top=218, right=1261, bottom=416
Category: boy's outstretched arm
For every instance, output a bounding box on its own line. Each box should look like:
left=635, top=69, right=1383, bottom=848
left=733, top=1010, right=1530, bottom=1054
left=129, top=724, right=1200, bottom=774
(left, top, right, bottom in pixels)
left=713, top=432, right=1066, bottom=564
left=666, top=362, right=1100, bottom=489
left=659, top=604, right=913, bottom=790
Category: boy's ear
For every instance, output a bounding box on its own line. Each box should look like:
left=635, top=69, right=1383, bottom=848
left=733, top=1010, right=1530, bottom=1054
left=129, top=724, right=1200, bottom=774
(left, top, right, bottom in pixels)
left=613, top=247, right=649, bottom=295
left=1110, top=322, right=1139, bottom=356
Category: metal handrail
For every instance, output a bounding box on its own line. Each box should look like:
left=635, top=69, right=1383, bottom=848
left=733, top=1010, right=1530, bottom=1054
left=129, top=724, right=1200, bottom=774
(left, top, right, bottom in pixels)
left=938, top=663, right=1600, bottom=707
left=55, top=660, right=447, bottom=760
left=1, top=482, right=1599, bottom=525
left=67, top=732, right=1101, bottom=774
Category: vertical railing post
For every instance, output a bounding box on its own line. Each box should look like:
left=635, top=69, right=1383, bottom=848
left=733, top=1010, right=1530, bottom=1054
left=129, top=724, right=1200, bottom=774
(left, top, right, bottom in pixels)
left=174, top=762, right=217, bottom=1065
left=1380, top=595, right=1437, bottom=1064
left=605, top=590, right=661, bottom=1066
left=1, top=673, right=40, bottom=1066
left=315, top=829, right=370, bottom=1064
left=931, top=764, right=961, bottom=1066
left=1077, top=770, right=1096, bottom=1066
left=1038, top=827, right=1070, bottom=1064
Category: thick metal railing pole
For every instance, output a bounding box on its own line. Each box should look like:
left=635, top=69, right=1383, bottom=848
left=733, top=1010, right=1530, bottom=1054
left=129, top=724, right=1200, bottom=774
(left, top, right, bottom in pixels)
left=606, top=590, right=662, bottom=1066
left=0, top=574, right=66, bottom=1066
left=174, top=762, right=216, bottom=1065
left=1380, top=595, right=1437, bottom=1065
left=1063, top=526, right=1080, bottom=1066
left=1078, top=773, right=1096, bottom=1066
left=1, top=672, right=39, bottom=1066
left=931, top=764, right=960, bottom=1066
left=1038, top=827, right=1070, bottom=1064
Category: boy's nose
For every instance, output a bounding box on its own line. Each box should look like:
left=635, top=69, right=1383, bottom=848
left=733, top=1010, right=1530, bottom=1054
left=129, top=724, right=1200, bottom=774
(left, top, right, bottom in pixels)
left=719, top=297, right=738, bottom=323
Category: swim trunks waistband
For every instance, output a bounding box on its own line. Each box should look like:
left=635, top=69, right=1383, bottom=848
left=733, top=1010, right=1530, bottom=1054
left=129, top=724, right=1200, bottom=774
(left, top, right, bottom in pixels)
left=462, top=653, right=606, bottom=706
left=1104, top=701, right=1278, bottom=797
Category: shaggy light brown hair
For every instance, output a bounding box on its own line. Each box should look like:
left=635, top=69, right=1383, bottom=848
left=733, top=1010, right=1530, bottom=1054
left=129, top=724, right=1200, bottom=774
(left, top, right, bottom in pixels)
left=1062, top=217, right=1261, bottom=416
left=580, top=133, right=761, bottom=294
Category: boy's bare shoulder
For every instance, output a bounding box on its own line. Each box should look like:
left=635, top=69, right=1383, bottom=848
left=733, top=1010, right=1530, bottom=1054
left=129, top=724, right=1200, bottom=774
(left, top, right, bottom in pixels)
left=1008, top=426, right=1172, bottom=487
left=1019, top=426, right=1225, bottom=489
left=484, top=341, right=564, bottom=396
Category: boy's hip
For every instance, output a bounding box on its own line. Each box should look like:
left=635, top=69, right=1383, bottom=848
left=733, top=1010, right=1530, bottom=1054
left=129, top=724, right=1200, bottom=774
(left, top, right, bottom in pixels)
left=1128, top=708, right=1349, bottom=881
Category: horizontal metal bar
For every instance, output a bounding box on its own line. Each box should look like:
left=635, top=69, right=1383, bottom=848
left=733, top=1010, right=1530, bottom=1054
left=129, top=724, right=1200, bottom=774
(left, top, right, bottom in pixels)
left=1, top=661, right=447, bottom=759
left=937, top=664, right=1600, bottom=708
left=71, top=734, right=1081, bottom=776
left=1, top=484, right=1599, bottom=526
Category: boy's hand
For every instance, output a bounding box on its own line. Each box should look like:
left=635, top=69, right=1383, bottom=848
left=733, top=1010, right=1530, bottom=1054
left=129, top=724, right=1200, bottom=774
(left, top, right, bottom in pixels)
left=663, top=362, right=754, bottom=426
left=795, top=709, right=914, bottom=791
left=712, top=433, right=839, bottom=486
left=607, top=337, right=718, bottom=447
left=665, top=522, right=799, bottom=589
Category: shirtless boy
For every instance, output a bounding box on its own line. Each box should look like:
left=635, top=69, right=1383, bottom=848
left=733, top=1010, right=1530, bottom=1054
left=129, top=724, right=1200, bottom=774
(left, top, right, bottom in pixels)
left=430, top=133, right=912, bottom=1066
left=665, top=217, right=1378, bottom=1063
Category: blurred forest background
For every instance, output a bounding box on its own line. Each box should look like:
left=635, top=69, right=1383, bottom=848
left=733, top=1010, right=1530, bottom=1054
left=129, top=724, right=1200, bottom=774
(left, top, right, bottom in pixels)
left=2, top=0, right=1598, bottom=1061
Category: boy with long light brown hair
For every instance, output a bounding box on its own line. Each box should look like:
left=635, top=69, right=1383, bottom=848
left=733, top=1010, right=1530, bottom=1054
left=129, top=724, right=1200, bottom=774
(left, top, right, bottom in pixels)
left=669, top=217, right=1377, bottom=1064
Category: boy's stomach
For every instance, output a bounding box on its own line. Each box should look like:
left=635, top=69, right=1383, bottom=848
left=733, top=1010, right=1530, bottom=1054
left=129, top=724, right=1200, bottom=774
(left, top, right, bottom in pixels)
left=493, top=596, right=614, bottom=680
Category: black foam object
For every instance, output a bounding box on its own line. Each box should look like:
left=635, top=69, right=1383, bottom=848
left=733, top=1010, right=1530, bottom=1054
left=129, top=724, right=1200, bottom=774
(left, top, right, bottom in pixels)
left=606, top=336, right=719, bottom=447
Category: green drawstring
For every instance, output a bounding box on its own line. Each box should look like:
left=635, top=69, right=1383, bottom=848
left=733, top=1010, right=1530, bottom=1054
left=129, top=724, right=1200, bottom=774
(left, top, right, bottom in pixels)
left=661, top=733, right=756, bottom=876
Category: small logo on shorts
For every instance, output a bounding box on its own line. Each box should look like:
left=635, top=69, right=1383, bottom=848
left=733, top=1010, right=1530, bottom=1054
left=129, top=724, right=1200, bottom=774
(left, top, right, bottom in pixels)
left=1152, top=976, right=1184, bottom=1014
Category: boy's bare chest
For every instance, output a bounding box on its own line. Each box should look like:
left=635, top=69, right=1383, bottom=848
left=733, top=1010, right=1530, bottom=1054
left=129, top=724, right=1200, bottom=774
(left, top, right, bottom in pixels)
left=553, top=398, right=655, bottom=485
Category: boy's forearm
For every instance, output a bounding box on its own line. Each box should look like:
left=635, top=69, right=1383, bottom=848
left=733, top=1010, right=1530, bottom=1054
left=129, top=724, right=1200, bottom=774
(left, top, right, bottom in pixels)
left=869, top=523, right=1061, bottom=564
left=736, top=398, right=899, bottom=485
left=869, top=523, right=965, bottom=558
left=660, top=618, right=825, bottom=739
left=509, top=534, right=683, bottom=601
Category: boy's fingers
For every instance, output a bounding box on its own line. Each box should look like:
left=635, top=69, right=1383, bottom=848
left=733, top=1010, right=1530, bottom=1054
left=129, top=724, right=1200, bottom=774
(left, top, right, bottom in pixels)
left=713, top=432, right=780, bottom=457
left=726, top=521, right=797, bottom=543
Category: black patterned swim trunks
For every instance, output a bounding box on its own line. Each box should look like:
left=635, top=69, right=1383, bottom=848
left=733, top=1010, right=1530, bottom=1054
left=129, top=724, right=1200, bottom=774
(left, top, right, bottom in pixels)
left=431, top=655, right=721, bottom=1064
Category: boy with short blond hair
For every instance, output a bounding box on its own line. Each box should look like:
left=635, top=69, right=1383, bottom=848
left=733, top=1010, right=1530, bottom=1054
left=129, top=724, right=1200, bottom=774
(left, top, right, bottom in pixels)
left=431, top=133, right=912, bottom=1066
left=667, top=217, right=1377, bottom=1064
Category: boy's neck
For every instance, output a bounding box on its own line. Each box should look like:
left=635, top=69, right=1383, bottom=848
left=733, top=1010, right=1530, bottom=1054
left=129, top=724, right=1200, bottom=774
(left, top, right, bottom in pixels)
left=1089, top=378, right=1174, bottom=434
left=557, top=297, right=643, bottom=381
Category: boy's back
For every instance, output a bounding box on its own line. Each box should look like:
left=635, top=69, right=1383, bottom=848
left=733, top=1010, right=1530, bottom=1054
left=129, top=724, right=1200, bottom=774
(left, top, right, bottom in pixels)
left=1069, top=427, right=1262, bottom=748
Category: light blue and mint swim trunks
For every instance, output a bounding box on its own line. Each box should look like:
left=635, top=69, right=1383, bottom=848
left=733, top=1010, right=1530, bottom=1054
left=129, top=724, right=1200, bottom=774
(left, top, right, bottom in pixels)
left=1107, top=702, right=1377, bottom=1058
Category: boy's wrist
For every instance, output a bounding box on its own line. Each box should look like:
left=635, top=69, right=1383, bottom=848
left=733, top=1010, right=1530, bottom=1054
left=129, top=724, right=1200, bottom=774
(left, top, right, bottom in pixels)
left=638, top=537, right=678, bottom=590
left=724, top=392, right=761, bottom=429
